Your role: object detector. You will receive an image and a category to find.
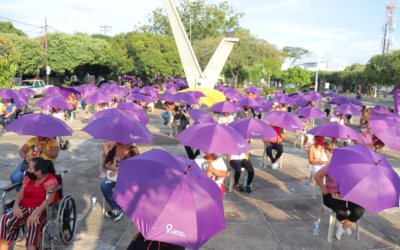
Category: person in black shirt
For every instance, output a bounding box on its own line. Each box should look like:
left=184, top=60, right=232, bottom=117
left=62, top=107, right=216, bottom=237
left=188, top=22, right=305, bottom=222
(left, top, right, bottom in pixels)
left=171, top=104, right=188, bottom=137
left=236, top=106, right=254, bottom=120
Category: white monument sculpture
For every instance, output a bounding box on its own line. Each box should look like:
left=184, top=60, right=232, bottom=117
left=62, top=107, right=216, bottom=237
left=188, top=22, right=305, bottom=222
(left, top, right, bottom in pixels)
left=163, top=0, right=239, bottom=89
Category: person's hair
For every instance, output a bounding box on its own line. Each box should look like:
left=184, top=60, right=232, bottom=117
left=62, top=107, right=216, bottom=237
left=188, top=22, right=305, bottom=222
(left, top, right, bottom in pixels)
left=327, top=98, right=330, bottom=101
left=31, top=157, right=56, bottom=175
left=362, top=105, right=366, bottom=109
left=7, top=99, right=14, bottom=103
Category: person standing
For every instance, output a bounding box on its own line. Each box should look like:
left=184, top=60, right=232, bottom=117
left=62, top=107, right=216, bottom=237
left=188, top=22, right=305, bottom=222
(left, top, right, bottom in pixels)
left=324, top=98, right=331, bottom=118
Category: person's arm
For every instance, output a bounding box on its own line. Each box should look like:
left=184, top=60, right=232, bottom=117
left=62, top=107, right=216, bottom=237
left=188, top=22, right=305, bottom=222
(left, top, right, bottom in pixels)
left=207, top=165, right=228, bottom=178
left=279, top=128, right=285, bottom=140
left=38, top=144, right=59, bottom=159
left=262, top=139, right=271, bottom=147
left=60, top=113, right=65, bottom=122
left=12, top=181, right=26, bottom=218
left=19, top=144, right=31, bottom=162
left=227, top=154, right=231, bottom=170
left=314, top=168, right=330, bottom=195
left=71, top=99, right=78, bottom=106
left=5, top=106, right=17, bottom=117
left=27, top=190, right=56, bottom=227
left=308, top=146, right=327, bottom=165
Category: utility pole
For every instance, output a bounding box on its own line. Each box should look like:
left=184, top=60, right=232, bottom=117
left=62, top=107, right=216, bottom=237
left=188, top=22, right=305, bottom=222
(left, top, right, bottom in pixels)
left=45, top=18, right=49, bottom=85
left=100, top=25, right=112, bottom=36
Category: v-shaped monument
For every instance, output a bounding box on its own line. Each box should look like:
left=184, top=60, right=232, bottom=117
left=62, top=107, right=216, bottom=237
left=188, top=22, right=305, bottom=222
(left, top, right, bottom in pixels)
left=163, top=0, right=239, bottom=89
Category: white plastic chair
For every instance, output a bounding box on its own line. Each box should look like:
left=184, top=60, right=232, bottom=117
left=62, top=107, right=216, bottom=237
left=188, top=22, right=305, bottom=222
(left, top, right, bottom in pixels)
left=294, top=130, right=305, bottom=149
left=262, top=142, right=283, bottom=168
left=228, top=167, right=253, bottom=192
left=148, top=102, right=154, bottom=112
left=317, top=193, right=360, bottom=242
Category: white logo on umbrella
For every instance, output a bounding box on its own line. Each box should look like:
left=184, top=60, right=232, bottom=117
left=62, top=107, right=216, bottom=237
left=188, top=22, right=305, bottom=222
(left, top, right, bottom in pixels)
left=198, top=119, right=202, bottom=123
left=99, top=100, right=104, bottom=102
left=292, top=125, right=298, bottom=128
left=130, top=134, right=141, bottom=139
left=238, top=143, right=246, bottom=148
left=251, top=132, right=261, bottom=136
left=181, top=100, right=186, bottom=103
left=166, top=224, right=185, bottom=237
left=166, top=224, right=173, bottom=233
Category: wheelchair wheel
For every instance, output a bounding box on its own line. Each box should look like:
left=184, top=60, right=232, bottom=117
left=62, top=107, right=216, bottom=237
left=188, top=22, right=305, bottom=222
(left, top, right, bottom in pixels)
left=56, top=195, right=77, bottom=245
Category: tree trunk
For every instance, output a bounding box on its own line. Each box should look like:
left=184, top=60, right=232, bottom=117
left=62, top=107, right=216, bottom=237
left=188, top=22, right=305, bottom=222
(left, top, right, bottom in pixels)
left=234, top=66, right=241, bottom=89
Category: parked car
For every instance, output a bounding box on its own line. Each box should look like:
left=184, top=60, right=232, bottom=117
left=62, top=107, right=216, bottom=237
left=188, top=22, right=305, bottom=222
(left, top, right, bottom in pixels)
left=14, top=80, right=52, bottom=98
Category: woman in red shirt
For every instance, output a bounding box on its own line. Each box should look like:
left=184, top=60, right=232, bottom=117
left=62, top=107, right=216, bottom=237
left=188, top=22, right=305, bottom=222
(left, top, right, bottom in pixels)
left=66, top=92, right=78, bottom=119
left=0, top=157, right=59, bottom=250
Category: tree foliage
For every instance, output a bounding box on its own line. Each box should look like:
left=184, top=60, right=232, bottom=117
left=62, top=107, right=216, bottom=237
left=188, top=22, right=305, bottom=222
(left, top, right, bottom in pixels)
left=283, top=46, right=310, bottom=68
left=0, top=36, right=20, bottom=88
left=91, top=34, right=112, bottom=43
left=282, top=67, right=311, bottom=86
left=0, top=22, right=27, bottom=37
left=137, top=0, right=244, bottom=41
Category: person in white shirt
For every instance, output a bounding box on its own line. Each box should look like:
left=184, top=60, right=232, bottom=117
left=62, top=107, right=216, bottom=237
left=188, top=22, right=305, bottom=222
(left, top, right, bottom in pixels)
left=194, top=152, right=228, bottom=193
left=227, top=140, right=253, bottom=193
left=330, top=110, right=348, bottom=148
left=218, top=112, right=234, bottom=125
left=51, top=108, right=67, bottom=149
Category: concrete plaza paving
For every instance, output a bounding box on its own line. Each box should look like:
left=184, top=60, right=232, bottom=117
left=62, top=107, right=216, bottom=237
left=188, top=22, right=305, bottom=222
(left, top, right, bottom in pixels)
left=1, top=100, right=400, bottom=250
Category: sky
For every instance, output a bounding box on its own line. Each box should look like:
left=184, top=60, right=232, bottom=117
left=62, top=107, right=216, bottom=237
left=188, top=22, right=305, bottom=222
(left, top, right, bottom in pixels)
left=0, top=0, right=398, bottom=71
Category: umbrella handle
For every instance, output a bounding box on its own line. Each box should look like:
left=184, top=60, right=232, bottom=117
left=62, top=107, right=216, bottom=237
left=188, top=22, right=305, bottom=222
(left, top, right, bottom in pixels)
left=336, top=180, right=343, bottom=194
left=184, top=165, right=191, bottom=175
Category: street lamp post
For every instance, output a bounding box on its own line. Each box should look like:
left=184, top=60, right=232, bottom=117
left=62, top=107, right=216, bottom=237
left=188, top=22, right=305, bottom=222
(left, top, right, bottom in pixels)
left=301, top=26, right=338, bottom=92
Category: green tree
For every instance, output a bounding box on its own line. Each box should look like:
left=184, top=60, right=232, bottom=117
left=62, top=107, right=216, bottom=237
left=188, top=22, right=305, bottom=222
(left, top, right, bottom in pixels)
left=0, top=36, right=20, bottom=88
left=91, top=34, right=112, bottom=43
left=282, top=67, right=311, bottom=87
left=138, top=0, right=244, bottom=41
left=0, top=22, right=27, bottom=37
left=365, top=53, right=396, bottom=97
left=283, top=46, right=310, bottom=68
left=0, top=32, right=45, bottom=75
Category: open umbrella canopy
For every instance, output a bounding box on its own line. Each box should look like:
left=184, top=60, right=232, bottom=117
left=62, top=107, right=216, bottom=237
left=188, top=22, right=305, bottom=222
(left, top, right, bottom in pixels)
left=88, top=108, right=149, bottom=125
left=370, top=105, right=389, bottom=115
left=5, top=113, right=73, bottom=137
left=370, top=116, right=400, bottom=151
left=208, top=101, right=243, bottom=113
left=293, top=98, right=308, bottom=107
left=84, top=91, right=113, bottom=104
left=179, top=88, right=226, bottom=107
left=328, top=96, right=350, bottom=105
left=244, top=87, right=261, bottom=94
left=295, top=107, right=327, bottom=119
left=334, top=104, right=362, bottom=116
left=116, top=102, right=146, bottom=116
left=324, top=92, right=338, bottom=98
left=254, top=97, right=268, bottom=104
left=187, top=91, right=207, bottom=98
left=35, top=95, right=73, bottom=110
left=178, top=123, right=252, bottom=155
left=350, top=98, right=363, bottom=107
left=158, top=92, right=174, bottom=102
left=302, top=93, right=322, bottom=102
left=308, top=91, right=322, bottom=97
left=369, top=115, right=400, bottom=135
left=0, top=88, right=26, bottom=100
left=122, top=76, right=133, bottom=80
left=327, top=144, right=400, bottom=214
left=100, top=83, right=110, bottom=89
left=79, top=85, right=99, bottom=96
left=42, top=86, right=60, bottom=96
left=224, top=89, right=245, bottom=102
left=237, top=98, right=261, bottom=108
left=18, top=88, right=36, bottom=96
left=228, top=118, right=278, bottom=140
left=263, top=111, right=303, bottom=130
left=272, top=96, right=297, bottom=105
left=107, top=85, right=128, bottom=98
left=126, top=93, right=152, bottom=102
left=165, top=78, right=174, bottom=82
left=274, top=92, right=284, bottom=97
left=215, top=85, right=227, bottom=92
left=307, top=123, right=362, bottom=141
left=112, top=149, right=226, bottom=250
left=297, top=91, right=305, bottom=96
left=60, top=86, right=81, bottom=99
left=152, top=84, right=161, bottom=88
left=82, top=115, right=153, bottom=144
left=187, top=109, right=216, bottom=124
left=1, top=91, right=28, bottom=108
left=253, top=102, right=273, bottom=113
left=170, top=92, right=198, bottom=105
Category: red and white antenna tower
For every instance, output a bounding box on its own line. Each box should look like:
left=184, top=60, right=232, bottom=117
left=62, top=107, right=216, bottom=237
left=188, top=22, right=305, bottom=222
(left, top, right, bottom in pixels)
left=382, top=1, right=400, bottom=54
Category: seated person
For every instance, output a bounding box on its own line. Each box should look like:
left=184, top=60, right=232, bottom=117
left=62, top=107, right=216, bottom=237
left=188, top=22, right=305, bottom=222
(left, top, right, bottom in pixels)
left=262, top=126, right=285, bottom=169
left=218, top=112, right=234, bottom=125
left=161, top=102, right=175, bottom=125
left=101, top=142, right=139, bottom=221
left=227, top=140, right=254, bottom=193
left=171, top=104, right=188, bottom=137
left=271, top=103, right=287, bottom=112
left=99, top=141, right=115, bottom=178
left=308, top=136, right=331, bottom=174
left=356, top=123, right=374, bottom=151
left=66, top=92, right=78, bottom=118
left=315, top=166, right=365, bottom=240
left=299, top=116, right=312, bottom=149
left=0, top=157, right=59, bottom=250
left=236, top=106, right=253, bottom=120
left=194, top=152, right=228, bottom=194
left=0, top=99, right=17, bottom=129
left=12, top=137, right=59, bottom=192
left=127, top=232, right=185, bottom=250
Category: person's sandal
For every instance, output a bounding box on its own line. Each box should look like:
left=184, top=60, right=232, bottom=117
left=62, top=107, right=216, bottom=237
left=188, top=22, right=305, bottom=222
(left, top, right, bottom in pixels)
left=234, top=185, right=245, bottom=192
left=246, top=186, right=252, bottom=194
left=99, top=171, right=107, bottom=179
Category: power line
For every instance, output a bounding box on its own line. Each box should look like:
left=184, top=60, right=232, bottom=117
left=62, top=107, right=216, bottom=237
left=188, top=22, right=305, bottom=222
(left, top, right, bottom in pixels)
left=48, top=26, right=60, bottom=32
left=100, top=25, right=112, bottom=36
left=0, top=15, right=42, bottom=28
left=23, top=27, right=42, bottom=33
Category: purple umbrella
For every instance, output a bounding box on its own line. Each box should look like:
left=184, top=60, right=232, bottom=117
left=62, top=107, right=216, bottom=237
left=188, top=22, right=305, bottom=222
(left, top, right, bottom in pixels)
left=177, top=123, right=252, bottom=155
left=112, top=149, right=226, bottom=250
left=170, top=92, right=198, bottom=105
left=294, top=98, right=308, bottom=107
left=82, top=115, right=153, bottom=144
left=187, top=109, right=216, bottom=124
left=370, top=105, right=388, bottom=115
left=326, top=144, right=400, bottom=214
left=116, top=103, right=146, bottom=117
left=208, top=101, right=243, bottom=113
left=126, top=93, right=152, bottom=102
left=272, top=96, right=297, bottom=105
left=244, top=87, right=261, bottom=94
left=1, top=91, right=28, bottom=108
left=173, top=78, right=185, bottom=84
left=307, top=123, right=362, bottom=141
left=254, top=102, right=273, bottom=113
left=5, top=113, right=73, bottom=137
left=107, top=85, right=128, bottom=98
left=152, top=84, right=161, bottom=88
left=0, top=88, right=27, bottom=100
left=350, top=98, right=363, bottom=107
left=18, top=88, right=36, bottom=96
left=369, top=115, right=400, bottom=135
left=60, top=86, right=81, bottom=99
left=122, top=76, right=133, bottom=81
left=166, top=87, right=178, bottom=94
left=158, top=92, right=174, bottom=102
left=84, top=91, right=113, bottom=104
left=138, top=88, right=152, bottom=96
left=254, top=97, right=268, bottom=104
left=302, top=93, right=322, bottom=102
left=325, top=92, right=338, bottom=98
left=100, top=83, right=110, bottom=89
left=263, top=111, right=303, bottom=130
left=287, top=93, right=299, bottom=97
left=308, top=91, right=322, bottom=97
left=237, top=98, right=261, bottom=108
left=297, top=91, right=305, bottom=96
left=371, top=117, right=400, bottom=151
left=42, top=86, right=60, bottom=96
left=187, top=91, right=207, bottom=98
left=130, top=87, right=140, bottom=94
left=295, top=107, right=327, bottom=119
left=328, top=96, right=350, bottom=105
left=216, top=86, right=227, bottom=92
left=165, top=78, right=174, bottom=82
left=274, top=92, right=284, bottom=97
left=224, top=90, right=245, bottom=102
left=334, top=104, right=362, bottom=116
left=88, top=109, right=149, bottom=125
left=132, top=81, right=143, bottom=87
left=228, top=118, right=278, bottom=140
left=35, top=96, right=73, bottom=110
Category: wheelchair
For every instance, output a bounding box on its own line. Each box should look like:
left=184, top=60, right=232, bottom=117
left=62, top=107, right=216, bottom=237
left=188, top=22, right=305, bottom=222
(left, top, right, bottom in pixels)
left=1, top=170, right=77, bottom=250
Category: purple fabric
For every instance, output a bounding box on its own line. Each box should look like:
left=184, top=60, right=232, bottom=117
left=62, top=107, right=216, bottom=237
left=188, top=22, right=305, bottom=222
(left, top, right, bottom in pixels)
left=334, top=104, right=362, bottom=116
left=152, top=84, right=161, bottom=88
left=35, top=96, right=73, bottom=110
left=237, top=98, right=261, bottom=108
left=208, top=101, right=243, bottom=112
left=254, top=97, right=268, bottom=104
left=82, top=115, right=153, bottom=144
left=187, top=91, right=207, bottom=98
left=308, top=91, right=322, bottom=97
left=0, top=88, right=25, bottom=100
left=1, top=91, right=28, bottom=108
left=326, top=144, right=400, bottom=214
left=89, top=109, right=148, bottom=125
left=122, top=76, right=133, bottom=80
left=116, top=102, right=145, bottom=113
left=79, top=85, right=99, bottom=96
left=18, top=88, right=36, bottom=96
left=394, top=86, right=400, bottom=116
left=165, top=78, right=174, bottom=82
left=187, top=109, right=216, bottom=124
left=224, top=90, right=245, bottom=102
left=349, top=98, right=363, bottom=107
left=244, top=87, right=261, bottom=94
left=272, top=96, right=297, bottom=105
left=100, top=83, right=110, bottom=89
left=5, top=113, right=73, bottom=137
left=369, top=115, right=400, bottom=151
left=262, top=111, right=303, bottom=130
left=369, top=115, right=400, bottom=136
left=324, top=92, right=338, bottom=98
left=370, top=105, right=389, bottom=115
left=60, top=86, right=81, bottom=99
left=177, top=123, right=252, bottom=155
left=112, top=149, right=226, bottom=250
left=274, top=92, right=284, bottom=97
left=287, top=93, right=298, bottom=97
left=294, top=98, right=308, bottom=107
left=306, top=123, right=362, bottom=141
left=295, top=107, right=327, bottom=119
left=158, top=92, right=174, bottom=102
left=170, top=92, right=198, bottom=105
left=42, top=86, right=60, bottom=95
left=84, top=91, right=113, bottom=104
left=106, top=86, right=128, bottom=98
left=302, top=93, right=322, bottom=102
left=126, top=93, right=152, bottom=102
left=228, top=118, right=278, bottom=140
left=328, top=96, right=350, bottom=105
left=297, top=91, right=305, bottom=96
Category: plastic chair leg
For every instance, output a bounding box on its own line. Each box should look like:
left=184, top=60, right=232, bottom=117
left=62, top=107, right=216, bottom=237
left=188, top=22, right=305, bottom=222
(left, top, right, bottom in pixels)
left=328, top=211, right=336, bottom=242
left=318, top=207, right=324, bottom=222
left=294, top=135, right=298, bottom=147
left=100, top=154, right=103, bottom=173
left=312, top=181, right=318, bottom=199
left=307, top=172, right=313, bottom=191
left=356, top=220, right=360, bottom=240
left=262, top=147, right=267, bottom=169
left=229, top=169, right=234, bottom=192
